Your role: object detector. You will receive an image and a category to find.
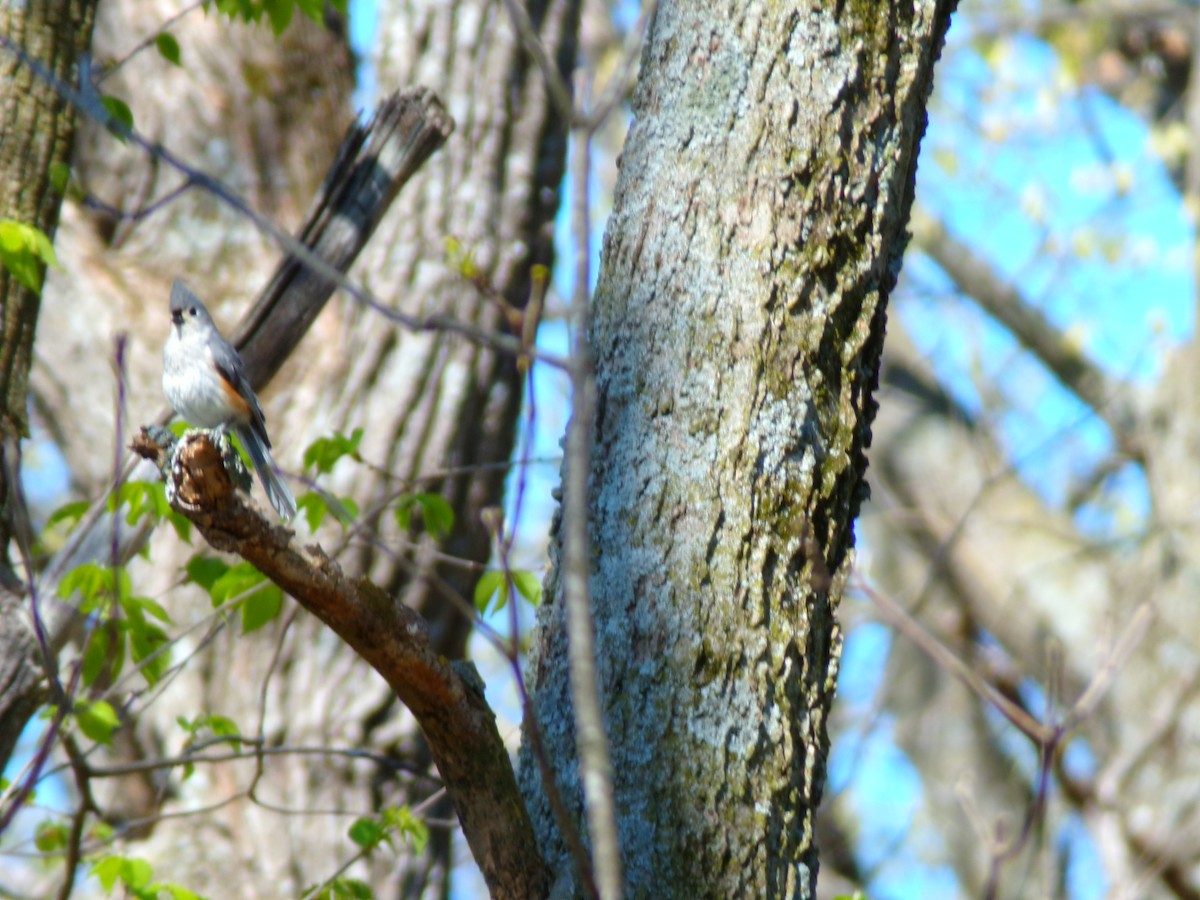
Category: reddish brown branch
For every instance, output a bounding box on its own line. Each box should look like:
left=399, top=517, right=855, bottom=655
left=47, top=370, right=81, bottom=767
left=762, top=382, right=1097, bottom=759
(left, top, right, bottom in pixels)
left=135, top=429, right=549, bottom=899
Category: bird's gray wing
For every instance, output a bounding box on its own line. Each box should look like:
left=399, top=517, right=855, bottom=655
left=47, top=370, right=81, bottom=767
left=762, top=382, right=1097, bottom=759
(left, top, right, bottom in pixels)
left=208, top=335, right=271, bottom=448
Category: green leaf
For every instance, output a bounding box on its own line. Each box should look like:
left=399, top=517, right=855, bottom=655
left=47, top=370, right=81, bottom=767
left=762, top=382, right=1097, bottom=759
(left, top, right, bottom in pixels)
left=185, top=555, right=230, bottom=593
left=155, top=33, right=182, bottom=65
left=124, top=594, right=172, bottom=625
left=510, top=569, right=543, bottom=607
left=109, top=481, right=180, bottom=533
left=303, top=428, right=364, bottom=474
left=81, top=627, right=121, bottom=688
left=263, top=0, right=294, bottom=33
left=203, top=714, right=241, bottom=746
left=129, top=621, right=171, bottom=686
left=473, top=570, right=508, bottom=614
left=91, top=855, right=126, bottom=891
left=0, top=219, right=59, bottom=291
left=347, top=816, right=387, bottom=851
left=178, top=713, right=240, bottom=779
left=329, top=495, right=359, bottom=526
left=208, top=562, right=266, bottom=606
left=383, top=805, right=428, bottom=853
left=100, top=95, right=134, bottom=139
left=165, top=505, right=193, bottom=541
left=46, top=499, right=90, bottom=532
left=160, top=883, right=204, bottom=900
left=305, top=878, right=373, bottom=900
left=297, top=493, right=327, bottom=531
left=295, top=0, right=324, bottom=22
left=395, top=494, right=455, bottom=539
left=123, top=857, right=154, bottom=890
left=240, top=582, right=282, bottom=634
left=300, top=490, right=358, bottom=530
left=74, top=699, right=119, bottom=745
left=58, top=563, right=127, bottom=615
left=35, top=819, right=69, bottom=852
left=203, top=562, right=283, bottom=632
left=334, top=878, right=373, bottom=899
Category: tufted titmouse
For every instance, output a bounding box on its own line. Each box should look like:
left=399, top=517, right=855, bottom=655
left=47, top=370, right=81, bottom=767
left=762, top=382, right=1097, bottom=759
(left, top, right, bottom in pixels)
left=162, top=279, right=297, bottom=520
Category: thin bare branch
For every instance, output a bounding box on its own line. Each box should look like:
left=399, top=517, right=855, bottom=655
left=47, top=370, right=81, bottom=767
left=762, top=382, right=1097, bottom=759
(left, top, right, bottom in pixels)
left=94, top=0, right=204, bottom=84
left=860, top=575, right=1053, bottom=744
left=499, top=0, right=574, bottom=122
left=562, top=81, right=623, bottom=900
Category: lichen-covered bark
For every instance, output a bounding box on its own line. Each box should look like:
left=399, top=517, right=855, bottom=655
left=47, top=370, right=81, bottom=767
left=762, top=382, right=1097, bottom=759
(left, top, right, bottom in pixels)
left=521, top=1, right=956, bottom=896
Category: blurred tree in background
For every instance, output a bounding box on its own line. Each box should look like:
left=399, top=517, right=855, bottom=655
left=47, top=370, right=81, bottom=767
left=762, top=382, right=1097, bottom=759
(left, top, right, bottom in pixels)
left=829, top=2, right=1200, bottom=898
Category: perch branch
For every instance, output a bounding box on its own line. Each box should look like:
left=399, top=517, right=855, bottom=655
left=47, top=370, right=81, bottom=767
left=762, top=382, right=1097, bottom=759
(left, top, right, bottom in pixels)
left=134, top=429, right=549, bottom=900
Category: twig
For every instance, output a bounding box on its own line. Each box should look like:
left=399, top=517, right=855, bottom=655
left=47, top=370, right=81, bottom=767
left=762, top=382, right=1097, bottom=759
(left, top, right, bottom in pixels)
left=498, top=0, right=574, bottom=122
left=583, top=0, right=657, bottom=132
left=561, top=76, right=623, bottom=900
left=95, top=0, right=205, bottom=84
left=55, top=734, right=99, bottom=900
left=81, top=738, right=437, bottom=780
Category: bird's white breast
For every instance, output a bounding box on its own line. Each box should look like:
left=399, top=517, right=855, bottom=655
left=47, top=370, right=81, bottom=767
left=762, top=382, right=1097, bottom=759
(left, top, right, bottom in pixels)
left=162, top=329, right=233, bottom=429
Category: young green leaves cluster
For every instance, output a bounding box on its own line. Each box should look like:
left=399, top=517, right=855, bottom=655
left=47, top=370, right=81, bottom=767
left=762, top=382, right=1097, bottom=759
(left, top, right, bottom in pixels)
left=90, top=854, right=205, bottom=900
left=0, top=220, right=60, bottom=291
left=176, top=713, right=241, bottom=780
left=206, top=0, right=349, bottom=37
left=474, top=568, right=542, bottom=616
left=300, top=429, right=458, bottom=544
left=301, top=806, right=429, bottom=899
left=297, top=428, right=363, bottom=529
left=58, top=564, right=173, bottom=693
left=347, top=805, right=428, bottom=856
left=185, top=556, right=283, bottom=635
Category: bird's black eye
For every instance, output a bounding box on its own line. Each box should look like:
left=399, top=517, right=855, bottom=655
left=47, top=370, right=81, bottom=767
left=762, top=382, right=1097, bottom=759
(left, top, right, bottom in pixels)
left=188, top=307, right=198, bottom=317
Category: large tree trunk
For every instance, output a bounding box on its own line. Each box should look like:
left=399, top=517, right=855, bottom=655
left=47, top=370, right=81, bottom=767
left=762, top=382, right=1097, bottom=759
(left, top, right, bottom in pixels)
left=0, top=0, right=98, bottom=448
left=0, top=0, right=99, bottom=766
left=520, top=2, right=957, bottom=895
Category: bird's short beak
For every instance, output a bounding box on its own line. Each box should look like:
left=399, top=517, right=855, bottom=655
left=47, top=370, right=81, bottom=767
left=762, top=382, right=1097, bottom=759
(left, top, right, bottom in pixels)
left=171, top=310, right=183, bottom=326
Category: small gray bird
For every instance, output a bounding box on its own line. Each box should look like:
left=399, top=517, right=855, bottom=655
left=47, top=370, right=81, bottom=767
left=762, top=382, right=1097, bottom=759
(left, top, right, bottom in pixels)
left=162, top=279, right=297, bottom=519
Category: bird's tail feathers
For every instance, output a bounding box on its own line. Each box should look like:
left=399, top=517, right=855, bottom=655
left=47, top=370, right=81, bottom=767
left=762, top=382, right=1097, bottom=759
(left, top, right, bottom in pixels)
left=234, top=426, right=297, bottom=520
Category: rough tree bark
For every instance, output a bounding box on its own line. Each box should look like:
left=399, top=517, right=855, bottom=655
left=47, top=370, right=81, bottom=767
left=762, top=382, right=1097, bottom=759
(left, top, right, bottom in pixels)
left=520, top=1, right=957, bottom=896
left=0, top=0, right=97, bottom=445
left=0, top=0, right=99, bottom=767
